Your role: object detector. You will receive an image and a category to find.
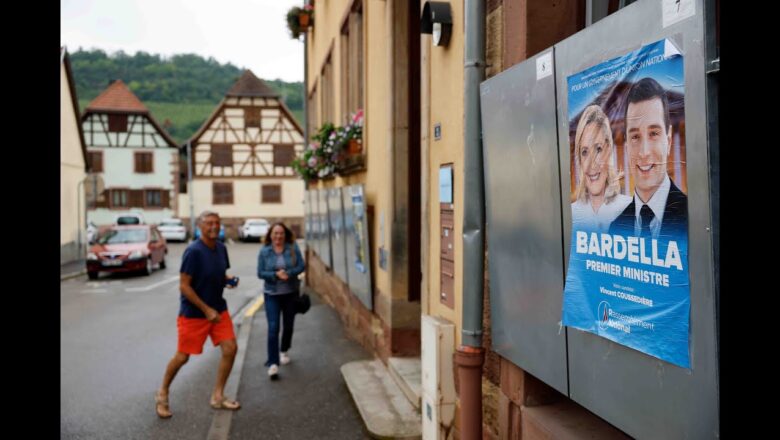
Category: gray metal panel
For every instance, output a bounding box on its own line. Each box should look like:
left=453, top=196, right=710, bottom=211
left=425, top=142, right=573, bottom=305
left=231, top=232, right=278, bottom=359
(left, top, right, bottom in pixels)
left=555, top=0, right=718, bottom=437
left=318, top=188, right=326, bottom=260
left=311, top=189, right=320, bottom=259
left=319, top=188, right=333, bottom=268
left=480, top=50, right=568, bottom=394
left=304, top=190, right=311, bottom=246
left=312, top=189, right=321, bottom=258
left=343, top=184, right=373, bottom=310
left=328, top=187, right=349, bottom=285
left=316, top=188, right=324, bottom=261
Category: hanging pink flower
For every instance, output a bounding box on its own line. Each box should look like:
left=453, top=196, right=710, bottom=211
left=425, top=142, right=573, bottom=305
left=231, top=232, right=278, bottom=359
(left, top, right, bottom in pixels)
left=352, top=109, right=364, bottom=124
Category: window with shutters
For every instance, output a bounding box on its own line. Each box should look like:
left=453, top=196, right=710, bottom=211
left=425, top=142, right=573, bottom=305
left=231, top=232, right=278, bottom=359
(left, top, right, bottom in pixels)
left=108, top=114, right=128, bottom=132
left=129, top=190, right=145, bottom=208
left=211, top=144, right=233, bottom=167
left=262, top=184, right=282, bottom=203
left=87, top=151, right=103, bottom=173
left=307, top=85, right=318, bottom=137
left=273, top=145, right=295, bottom=167
left=213, top=182, right=233, bottom=205
left=110, top=189, right=129, bottom=208
left=134, top=151, right=154, bottom=173
left=341, top=2, right=364, bottom=118
left=320, top=53, right=334, bottom=124
left=245, top=108, right=261, bottom=128
left=145, top=189, right=163, bottom=207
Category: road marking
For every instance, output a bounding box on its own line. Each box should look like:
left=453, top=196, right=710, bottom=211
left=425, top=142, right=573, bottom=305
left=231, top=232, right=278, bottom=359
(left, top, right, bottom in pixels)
left=80, top=289, right=108, bottom=294
left=244, top=295, right=265, bottom=317
left=125, top=276, right=179, bottom=292
left=207, top=303, right=255, bottom=440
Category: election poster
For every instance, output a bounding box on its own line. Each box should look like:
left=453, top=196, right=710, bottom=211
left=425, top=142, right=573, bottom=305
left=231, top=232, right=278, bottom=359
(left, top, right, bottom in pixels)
left=562, top=38, right=690, bottom=368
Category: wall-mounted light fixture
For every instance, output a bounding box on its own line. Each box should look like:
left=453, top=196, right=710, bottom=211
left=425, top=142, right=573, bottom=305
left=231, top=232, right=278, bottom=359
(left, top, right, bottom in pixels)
left=420, top=2, right=452, bottom=47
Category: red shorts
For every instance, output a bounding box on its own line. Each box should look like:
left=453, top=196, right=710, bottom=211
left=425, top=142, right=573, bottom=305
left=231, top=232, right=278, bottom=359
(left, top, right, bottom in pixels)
left=177, top=310, right=236, bottom=355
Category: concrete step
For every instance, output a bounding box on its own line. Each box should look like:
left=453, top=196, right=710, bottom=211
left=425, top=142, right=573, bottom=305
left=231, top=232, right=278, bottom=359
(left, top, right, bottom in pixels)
left=521, top=401, right=631, bottom=440
left=341, top=359, right=422, bottom=440
left=388, top=357, right=422, bottom=410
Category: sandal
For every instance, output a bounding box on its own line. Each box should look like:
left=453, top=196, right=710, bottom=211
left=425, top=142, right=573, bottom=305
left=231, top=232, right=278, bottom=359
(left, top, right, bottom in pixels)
left=155, top=392, right=172, bottom=419
left=210, top=397, right=241, bottom=410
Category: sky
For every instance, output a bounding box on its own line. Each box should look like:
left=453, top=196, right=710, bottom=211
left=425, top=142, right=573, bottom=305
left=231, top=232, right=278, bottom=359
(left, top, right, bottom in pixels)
left=61, top=0, right=305, bottom=82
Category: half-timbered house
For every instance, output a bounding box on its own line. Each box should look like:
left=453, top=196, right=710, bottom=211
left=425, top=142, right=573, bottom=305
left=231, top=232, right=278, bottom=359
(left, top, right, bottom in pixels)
left=82, top=80, right=179, bottom=226
left=181, top=70, right=305, bottom=238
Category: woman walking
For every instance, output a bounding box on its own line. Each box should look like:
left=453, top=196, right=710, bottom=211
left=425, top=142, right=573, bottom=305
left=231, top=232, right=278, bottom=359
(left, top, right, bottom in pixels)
left=257, top=222, right=305, bottom=379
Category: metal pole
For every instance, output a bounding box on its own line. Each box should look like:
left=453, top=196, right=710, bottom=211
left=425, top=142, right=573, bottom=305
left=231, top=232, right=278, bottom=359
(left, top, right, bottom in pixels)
left=187, top=140, right=195, bottom=237
left=303, top=5, right=310, bottom=275
left=77, top=178, right=85, bottom=255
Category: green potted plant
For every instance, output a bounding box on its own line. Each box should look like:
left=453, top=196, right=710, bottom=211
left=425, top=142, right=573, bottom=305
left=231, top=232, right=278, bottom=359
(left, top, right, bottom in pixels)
left=343, top=109, right=363, bottom=155
left=291, top=122, right=343, bottom=182
left=299, top=4, right=314, bottom=27
left=286, top=4, right=313, bottom=40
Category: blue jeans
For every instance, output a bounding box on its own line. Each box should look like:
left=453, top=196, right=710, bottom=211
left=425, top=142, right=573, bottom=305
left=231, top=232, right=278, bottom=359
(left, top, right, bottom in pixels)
left=264, top=292, right=297, bottom=367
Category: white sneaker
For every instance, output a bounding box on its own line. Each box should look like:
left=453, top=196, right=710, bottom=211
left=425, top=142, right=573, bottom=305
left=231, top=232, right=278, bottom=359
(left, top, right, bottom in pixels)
left=280, top=352, right=291, bottom=365
left=267, top=364, right=279, bottom=377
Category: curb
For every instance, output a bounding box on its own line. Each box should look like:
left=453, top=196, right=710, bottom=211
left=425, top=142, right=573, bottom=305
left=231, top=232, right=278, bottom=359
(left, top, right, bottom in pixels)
left=207, top=294, right=256, bottom=440
left=61, top=270, right=87, bottom=282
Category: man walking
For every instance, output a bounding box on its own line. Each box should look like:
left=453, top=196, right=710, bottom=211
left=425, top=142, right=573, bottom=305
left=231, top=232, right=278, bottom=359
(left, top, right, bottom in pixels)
left=155, top=210, right=241, bottom=418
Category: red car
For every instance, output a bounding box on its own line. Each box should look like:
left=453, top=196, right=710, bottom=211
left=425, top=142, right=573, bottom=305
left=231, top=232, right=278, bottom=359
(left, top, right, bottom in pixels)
left=86, top=225, right=168, bottom=280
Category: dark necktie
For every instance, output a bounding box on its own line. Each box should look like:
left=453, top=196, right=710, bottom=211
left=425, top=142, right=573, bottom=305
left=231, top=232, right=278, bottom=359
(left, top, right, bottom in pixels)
left=640, top=204, right=655, bottom=238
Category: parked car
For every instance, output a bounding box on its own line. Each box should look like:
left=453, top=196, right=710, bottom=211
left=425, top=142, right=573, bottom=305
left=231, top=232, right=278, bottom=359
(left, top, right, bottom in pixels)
left=239, top=218, right=270, bottom=242
left=193, top=223, right=226, bottom=242
left=157, top=218, right=187, bottom=242
left=86, top=224, right=167, bottom=279
left=114, top=212, right=145, bottom=225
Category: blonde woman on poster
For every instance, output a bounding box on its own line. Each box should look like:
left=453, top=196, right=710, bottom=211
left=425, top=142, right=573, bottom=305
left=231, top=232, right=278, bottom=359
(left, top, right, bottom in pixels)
left=571, top=104, right=631, bottom=232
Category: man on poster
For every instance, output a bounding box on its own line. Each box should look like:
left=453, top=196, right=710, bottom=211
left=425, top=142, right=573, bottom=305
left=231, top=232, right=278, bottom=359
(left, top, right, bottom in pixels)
left=609, top=77, right=688, bottom=239
left=561, top=39, right=692, bottom=368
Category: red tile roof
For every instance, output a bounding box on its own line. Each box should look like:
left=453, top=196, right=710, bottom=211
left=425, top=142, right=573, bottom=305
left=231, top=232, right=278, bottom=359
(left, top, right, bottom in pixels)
left=86, top=80, right=148, bottom=113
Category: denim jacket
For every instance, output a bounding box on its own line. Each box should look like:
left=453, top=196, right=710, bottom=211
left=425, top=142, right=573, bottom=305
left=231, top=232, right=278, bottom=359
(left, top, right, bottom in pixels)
left=257, top=242, right=305, bottom=294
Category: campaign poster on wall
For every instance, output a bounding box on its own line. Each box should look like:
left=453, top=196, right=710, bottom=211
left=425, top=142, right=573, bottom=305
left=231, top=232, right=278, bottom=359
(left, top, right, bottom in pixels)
left=561, top=38, right=690, bottom=368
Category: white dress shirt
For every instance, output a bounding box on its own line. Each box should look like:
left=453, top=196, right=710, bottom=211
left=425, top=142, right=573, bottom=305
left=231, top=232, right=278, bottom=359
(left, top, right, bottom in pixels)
left=633, top=174, right=671, bottom=238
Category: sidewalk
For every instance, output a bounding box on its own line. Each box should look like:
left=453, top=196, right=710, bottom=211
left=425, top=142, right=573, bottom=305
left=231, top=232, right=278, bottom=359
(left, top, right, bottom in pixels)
left=229, top=287, right=372, bottom=439
left=61, top=259, right=87, bottom=281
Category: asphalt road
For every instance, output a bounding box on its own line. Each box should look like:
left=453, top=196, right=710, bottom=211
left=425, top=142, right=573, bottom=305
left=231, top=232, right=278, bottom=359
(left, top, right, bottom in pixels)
left=61, top=240, right=372, bottom=439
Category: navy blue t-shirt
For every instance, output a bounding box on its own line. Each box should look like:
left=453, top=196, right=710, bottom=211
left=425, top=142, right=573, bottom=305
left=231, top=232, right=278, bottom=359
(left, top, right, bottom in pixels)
left=179, top=240, right=230, bottom=318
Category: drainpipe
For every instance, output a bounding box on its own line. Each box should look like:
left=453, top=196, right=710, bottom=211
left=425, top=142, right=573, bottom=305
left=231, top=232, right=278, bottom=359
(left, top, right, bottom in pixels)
left=303, top=7, right=310, bottom=285
left=455, top=1, right=486, bottom=440
left=303, top=4, right=309, bottom=152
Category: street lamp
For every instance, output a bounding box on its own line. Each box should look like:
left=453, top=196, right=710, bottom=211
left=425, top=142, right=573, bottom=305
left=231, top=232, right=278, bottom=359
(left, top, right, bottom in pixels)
left=421, top=2, right=453, bottom=47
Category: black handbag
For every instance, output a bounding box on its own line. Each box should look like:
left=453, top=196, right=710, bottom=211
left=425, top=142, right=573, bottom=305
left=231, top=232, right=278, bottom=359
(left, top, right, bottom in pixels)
left=294, top=292, right=311, bottom=314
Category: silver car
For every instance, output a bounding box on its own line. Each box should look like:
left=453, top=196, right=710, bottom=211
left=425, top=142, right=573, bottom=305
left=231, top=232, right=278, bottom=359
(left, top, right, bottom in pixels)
left=239, top=218, right=270, bottom=242
left=158, top=218, right=188, bottom=242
